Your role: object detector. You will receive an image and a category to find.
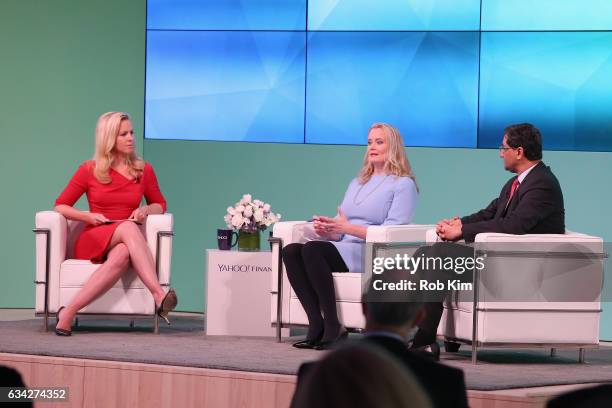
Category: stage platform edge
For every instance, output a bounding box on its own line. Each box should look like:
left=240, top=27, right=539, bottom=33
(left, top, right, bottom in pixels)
left=0, top=352, right=603, bottom=408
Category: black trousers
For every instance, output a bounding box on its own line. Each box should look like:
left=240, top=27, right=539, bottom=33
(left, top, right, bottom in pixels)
left=282, top=241, right=348, bottom=340
left=413, top=242, right=474, bottom=347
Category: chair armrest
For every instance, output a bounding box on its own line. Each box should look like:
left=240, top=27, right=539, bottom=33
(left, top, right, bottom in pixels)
left=270, top=221, right=312, bottom=327
left=270, top=221, right=307, bottom=289
left=475, top=231, right=603, bottom=244
left=366, top=224, right=435, bottom=243
left=471, top=231, right=604, bottom=309
left=272, top=221, right=311, bottom=246
left=145, top=213, right=174, bottom=285
left=34, top=211, right=68, bottom=313
left=425, top=228, right=439, bottom=243
left=425, top=228, right=467, bottom=245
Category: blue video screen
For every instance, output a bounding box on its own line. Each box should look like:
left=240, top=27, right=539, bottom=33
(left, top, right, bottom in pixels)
left=482, top=0, right=612, bottom=31
left=479, top=32, right=612, bottom=151
left=147, top=0, right=306, bottom=30
left=306, top=32, right=479, bottom=147
left=308, top=0, right=480, bottom=31
left=145, top=1, right=612, bottom=151
left=145, top=31, right=306, bottom=142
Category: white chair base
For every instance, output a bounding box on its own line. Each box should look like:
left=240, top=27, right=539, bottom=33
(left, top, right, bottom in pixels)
left=34, top=211, right=174, bottom=334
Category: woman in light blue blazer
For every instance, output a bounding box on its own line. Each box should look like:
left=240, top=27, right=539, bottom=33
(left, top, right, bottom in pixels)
left=282, top=123, right=419, bottom=350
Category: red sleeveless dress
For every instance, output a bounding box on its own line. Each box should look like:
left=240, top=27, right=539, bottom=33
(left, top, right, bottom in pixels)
left=55, top=161, right=167, bottom=263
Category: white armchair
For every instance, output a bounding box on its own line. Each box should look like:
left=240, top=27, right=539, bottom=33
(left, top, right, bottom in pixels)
left=34, top=211, right=174, bottom=333
left=269, top=221, right=434, bottom=341
left=426, top=229, right=605, bottom=363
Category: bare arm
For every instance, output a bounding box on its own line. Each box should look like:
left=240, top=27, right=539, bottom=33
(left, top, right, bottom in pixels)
left=54, top=204, right=108, bottom=226
left=128, top=203, right=164, bottom=223
left=145, top=203, right=164, bottom=215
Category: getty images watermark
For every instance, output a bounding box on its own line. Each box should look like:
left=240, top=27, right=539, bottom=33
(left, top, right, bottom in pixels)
left=363, top=241, right=610, bottom=303
left=371, top=249, right=484, bottom=292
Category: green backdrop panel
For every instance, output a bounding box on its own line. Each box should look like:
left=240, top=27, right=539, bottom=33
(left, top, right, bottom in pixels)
left=0, top=0, right=146, bottom=307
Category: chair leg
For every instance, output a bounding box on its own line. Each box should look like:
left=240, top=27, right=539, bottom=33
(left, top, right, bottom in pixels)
left=154, top=314, right=159, bottom=334
left=550, top=348, right=557, bottom=357
left=579, top=348, right=586, bottom=363
left=43, top=311, right=49, bottom=332
left=129, top=320, right=135, bottom=329
left=74, top=317, right=79, bottom=328
left=275, top=288, right=282, bottom=343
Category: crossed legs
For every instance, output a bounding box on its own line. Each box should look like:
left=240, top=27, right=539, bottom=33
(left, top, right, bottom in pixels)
left=56, top=222, right=167, bottom=332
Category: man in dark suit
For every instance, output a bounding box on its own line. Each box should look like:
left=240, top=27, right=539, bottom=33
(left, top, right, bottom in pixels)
left=360, top=289, right=469, bottom=408
left=412, top=123, right=566, bottom=349
left=292, top=270, right=469, bottom=408
left=437, top=123, right=564, bottom=242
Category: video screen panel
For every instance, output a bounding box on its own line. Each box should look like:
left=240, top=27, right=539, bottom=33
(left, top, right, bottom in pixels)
left=145, top=31, right=306, bottom=142
left=145, top=1, right=612, bottom=151
left=481, top=0, right=612, bottom=31
left=306, top=32, right=479, bottom=147
left=479, top=32, right=612, bottom=151
left=308, top=0, right=480, bottom=31
left=147, top=0, right=306, bottom=30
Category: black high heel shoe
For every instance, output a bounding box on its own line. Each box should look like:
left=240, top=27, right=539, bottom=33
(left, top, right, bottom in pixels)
left=314, top=328, right=348, bottom=350
left=292, top=332, right=323, bottom=349
left=156, top=289, right=178, bottom=325
left=55, top=306, right=72, bottom=337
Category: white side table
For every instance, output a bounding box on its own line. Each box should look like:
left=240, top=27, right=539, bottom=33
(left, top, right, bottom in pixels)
left=205, top=249, right=288, bottom=337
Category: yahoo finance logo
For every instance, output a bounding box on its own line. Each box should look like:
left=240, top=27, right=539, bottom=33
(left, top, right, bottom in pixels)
left=217, top=264, right=272, bottom=273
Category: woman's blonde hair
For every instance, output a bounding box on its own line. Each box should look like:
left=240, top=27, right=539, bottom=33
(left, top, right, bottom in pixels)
left=93, top=112, right=144, bottom=184
left=358, top=123, right=418, bottom=192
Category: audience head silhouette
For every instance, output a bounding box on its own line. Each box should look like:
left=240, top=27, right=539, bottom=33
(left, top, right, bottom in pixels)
left=362, top=265, right=426, bottom=338
left=290, top=344, right=432, bottom=408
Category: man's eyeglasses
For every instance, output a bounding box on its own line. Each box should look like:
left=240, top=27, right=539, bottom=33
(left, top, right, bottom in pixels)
left=499, top=146, right=518, bottom=152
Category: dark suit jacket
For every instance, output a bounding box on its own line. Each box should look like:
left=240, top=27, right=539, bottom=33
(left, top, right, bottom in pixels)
left=362, top=335, right=469, bottom=408
left=461, top=161, right=565, bottom=242
left=293, top=335, right=469, bottom=408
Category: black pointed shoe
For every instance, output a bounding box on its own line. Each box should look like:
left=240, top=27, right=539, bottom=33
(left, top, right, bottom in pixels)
left=55, top=306, right=72, bottom=336
left=156, top=289, right=178, bottom=325
left=314, top=329, right=348, bottom=350
left=292, top=339, right=319, bottom=349
left=292, top=332, right=323, bottom=349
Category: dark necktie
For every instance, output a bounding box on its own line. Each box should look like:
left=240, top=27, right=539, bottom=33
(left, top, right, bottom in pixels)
left=505, top=178, right=520, bottom=209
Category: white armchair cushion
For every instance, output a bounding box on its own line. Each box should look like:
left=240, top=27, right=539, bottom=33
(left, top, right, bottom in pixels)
left=367, top=224, right=436, bottom=243
left=146, top=214, right=173, bottom=285
left=271, top=221, right=433, bottom=329
left=474, top=231, right=602, bottom=244
left=60, top=261, right=146, bottom=289
left=435, top=230, right=603, bottom=345
left=35, top=211, right=173, bottom=316
left=35, top=211, right=68, bottom=313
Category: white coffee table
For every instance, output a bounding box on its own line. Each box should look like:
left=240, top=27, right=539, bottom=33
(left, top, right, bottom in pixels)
left=205, top=249, right=288, bottom=337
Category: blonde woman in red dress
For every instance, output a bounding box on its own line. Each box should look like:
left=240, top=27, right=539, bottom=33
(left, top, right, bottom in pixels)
left=53, top=112, right=177, bottom=336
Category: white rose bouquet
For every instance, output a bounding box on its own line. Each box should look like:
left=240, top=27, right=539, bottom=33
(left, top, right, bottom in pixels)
left=224, top=194, right=281, bottom=233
